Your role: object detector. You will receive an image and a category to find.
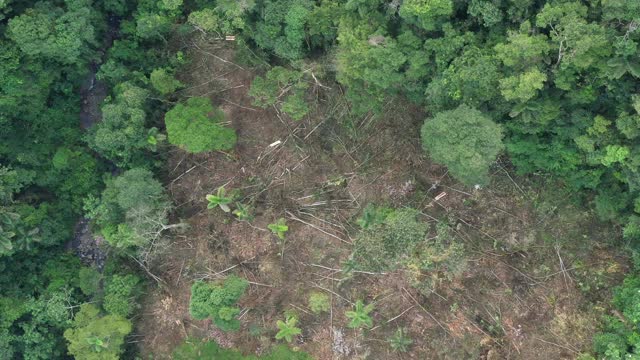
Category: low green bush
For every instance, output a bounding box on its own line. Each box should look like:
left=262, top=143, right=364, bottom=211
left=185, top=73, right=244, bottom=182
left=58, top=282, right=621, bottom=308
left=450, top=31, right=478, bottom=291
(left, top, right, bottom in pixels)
left=189, top=275, right=248, bottom=331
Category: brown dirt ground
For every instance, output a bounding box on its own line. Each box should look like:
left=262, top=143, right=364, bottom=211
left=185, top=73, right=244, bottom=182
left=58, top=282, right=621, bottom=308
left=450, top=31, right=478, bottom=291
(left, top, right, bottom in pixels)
left=135, top=39, right=627, bottom=360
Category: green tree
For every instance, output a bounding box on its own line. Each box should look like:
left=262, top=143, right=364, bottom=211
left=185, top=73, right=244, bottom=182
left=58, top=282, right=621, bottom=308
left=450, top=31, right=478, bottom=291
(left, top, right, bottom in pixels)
left=63, top=304, right=132, bottom=360
left=7, top=1, right=96, bottom=65
left=421, top=105, right=504, bottom=186
left=399, top=0, right=453, bottom=31
left=86, top=168, right=172, bottom=250
left=150, top=68, right=183, bottom=95
left=103, top=274, right=141, bottom=317
left=165, top=97, right=237, bottom=153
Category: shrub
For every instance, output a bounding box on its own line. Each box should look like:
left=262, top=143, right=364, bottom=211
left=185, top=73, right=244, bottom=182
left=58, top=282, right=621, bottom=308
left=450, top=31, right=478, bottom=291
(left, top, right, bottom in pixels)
left=405, top=222, right=467, bottom=296
left=308, top=292, right=330, bottom=314
left=189, top=275, right=248, bottom=332
left=173, top=339, right=312, bottom=359
left=268, top=218, right=288, bottom=240
left=352, top=207, right=428, bottom=271
left=165, top=97, right=237, bottom=153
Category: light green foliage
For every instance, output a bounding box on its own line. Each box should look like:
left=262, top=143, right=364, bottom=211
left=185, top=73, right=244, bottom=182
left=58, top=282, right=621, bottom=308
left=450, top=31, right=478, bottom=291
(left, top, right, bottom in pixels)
left=206, top=186, right=235, bottom=212
left=268, top=218, right=288, bottom=240
left=189, top=275, right=248, bottom=331
left=494, top=22, right=552, bottom=70
left=249, top=67, right=310, bottom=120
left=388, top=328, right=413, bottom=352
left=64, top=304, right=132, bottom=360
left=399, top=0, right=453, bottom=30
left=421, top=105, right=504, bottom=186
left=232, top=203, right=253, bottom=221
left=150, top=68, right=183, bottom=95
left=308, top=292, right=330, bottom=314
left=536, top=2, right=610, bottom=72
left=78, top=267, right=101, bottom=296
left=173, top=339, right=312, bottom=359
left=499, top=68, right=547, bottom=102
left=336, top=18, right=407, bottom=114
left=136, top=13, right=172, bottom=40
left=7, top=2, right=96, bottom=64
left=103, top=274, right=140, bottom=317
left=346, top=300, right=374, bottom=329
left=188, top=8, right=220, bottom=33
left=353, top=207, right=428, bottom=271
left=165, top=97, right=237, bottom=153
left=275, top=315, right=302, bottom=343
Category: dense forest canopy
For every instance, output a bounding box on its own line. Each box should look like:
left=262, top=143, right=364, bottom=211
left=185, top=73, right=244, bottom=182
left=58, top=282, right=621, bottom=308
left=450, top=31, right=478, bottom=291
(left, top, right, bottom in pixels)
left=0, top=0, right=639, bottom=358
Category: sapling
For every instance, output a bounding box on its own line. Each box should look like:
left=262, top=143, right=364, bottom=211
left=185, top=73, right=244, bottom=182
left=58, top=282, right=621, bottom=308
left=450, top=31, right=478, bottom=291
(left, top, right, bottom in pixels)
left=388, top=328, right=413, bottom=352
left=232, top=202, right=253, bottom=221
left=206, top=186, right=234, bottom=212
left=346, top=300, right=374, bottom=329
left=268, top=218, right=288, bottom=239
left=275, top=315, right=302, bottom=343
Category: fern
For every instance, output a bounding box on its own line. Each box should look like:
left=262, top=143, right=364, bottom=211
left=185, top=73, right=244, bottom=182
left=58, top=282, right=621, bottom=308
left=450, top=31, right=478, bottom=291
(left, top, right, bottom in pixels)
left=345, top=300, right=374, bottom=329
left=275, top=316, right=302, bottom=343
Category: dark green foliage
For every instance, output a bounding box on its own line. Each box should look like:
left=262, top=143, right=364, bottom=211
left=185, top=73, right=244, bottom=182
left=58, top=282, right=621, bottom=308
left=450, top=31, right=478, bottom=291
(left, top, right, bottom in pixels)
left=103, top=274, right=141, bottom=317
left=86, top=168, right=172, bottom=249
left=252, top=0, right=313, bottom=60
left=173, top=339, right=312, bottom=360
left=248, top=67, right=310, bottom=120
left=165, top=97, right=237, bottom=153
left=388, top=328, right=413, bottom=352
left=593, top=271, right=640, bottom=358
left=189, top=275, right=248, bottom=331
left=421, top=105, right=504, bottom=186
left=352, top=207, right=428, bottom=271
left=78, top=267, right=101, bottom=296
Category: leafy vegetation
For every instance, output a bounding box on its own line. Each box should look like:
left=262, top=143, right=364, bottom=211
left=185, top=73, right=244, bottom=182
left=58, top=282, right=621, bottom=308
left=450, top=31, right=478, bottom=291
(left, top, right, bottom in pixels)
left=189, top=275, right=249, bottom=331
left=165, top=97, right=237, bottom=153
left=308, top=292, right=330, bottom=314
left=421, top=105, right=504, bottom=186
left=346, top=300, right=374, bottom=329
left=3, top=0, right=640, bottom=357
left=275, top=315, right=302, bottom=343
left=388, top=328, right=413, bottom=352
left=268, top=218, right=289, bottom=240
left=173, top=339, right=312, bottom=360
left=206, top=186, right=235, bottom=213
left=352, top=207, right=429, bottom=271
